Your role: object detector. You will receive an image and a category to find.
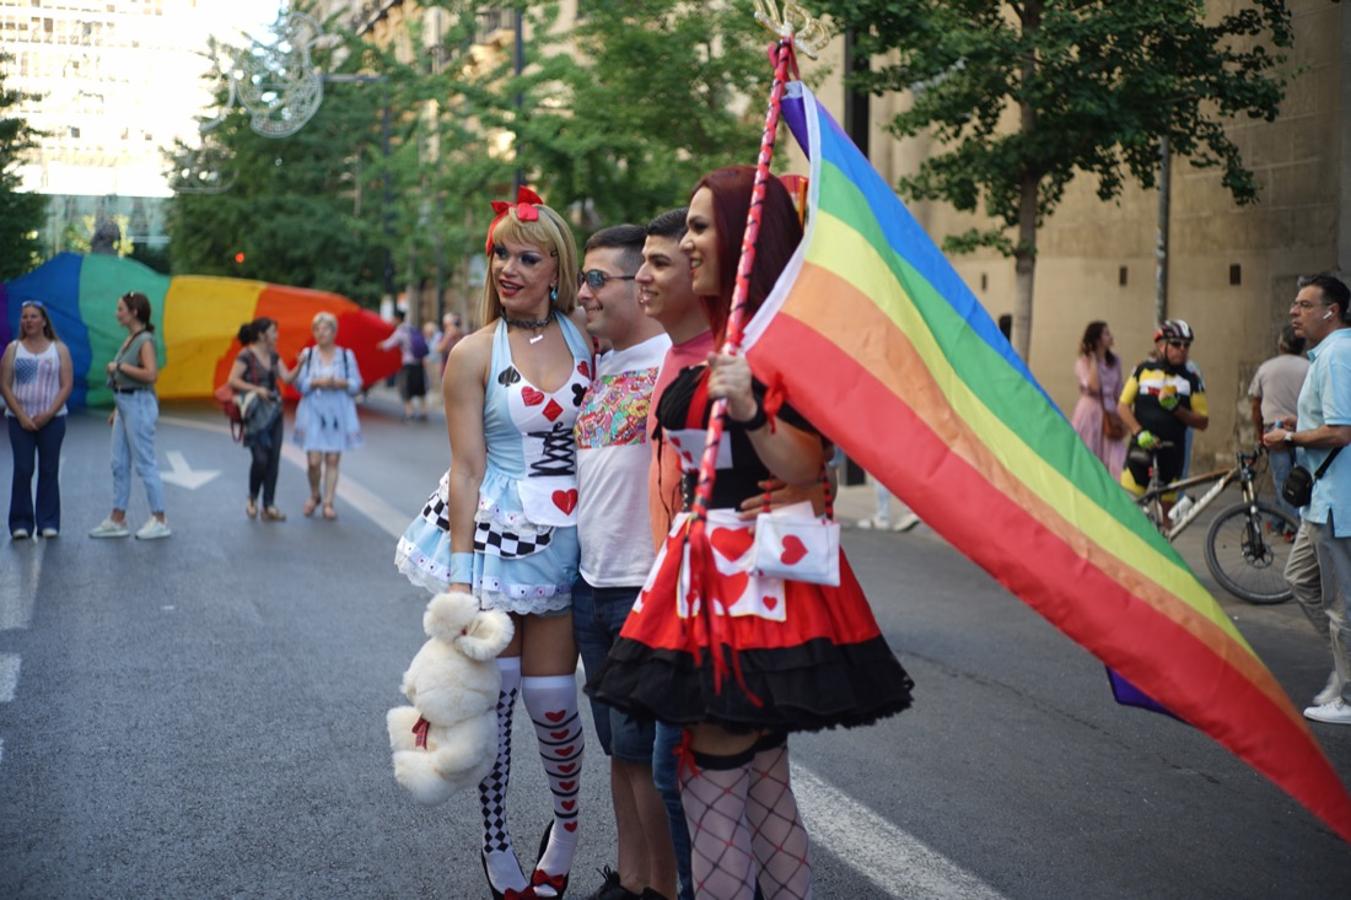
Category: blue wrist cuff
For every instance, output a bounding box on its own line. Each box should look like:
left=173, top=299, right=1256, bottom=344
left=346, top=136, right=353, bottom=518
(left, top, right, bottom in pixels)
left=449, top=552, right=474, bottom=584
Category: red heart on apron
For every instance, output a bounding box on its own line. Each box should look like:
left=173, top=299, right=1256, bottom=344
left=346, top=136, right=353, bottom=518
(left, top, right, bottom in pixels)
left=709, top=526, right=754, bottom=561
left=763, top=595, right=779, bottom=610
left=552, top=489, right=578, bottom=515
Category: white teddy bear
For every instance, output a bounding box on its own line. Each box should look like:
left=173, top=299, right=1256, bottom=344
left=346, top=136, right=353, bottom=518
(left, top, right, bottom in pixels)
left=386, top=590, right=514, bottom=805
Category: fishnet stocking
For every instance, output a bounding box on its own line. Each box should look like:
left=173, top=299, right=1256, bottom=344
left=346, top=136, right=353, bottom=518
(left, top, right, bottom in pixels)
left=746, top=740, right=811, bottom=899
left=680, top=753, right=755, bottom=900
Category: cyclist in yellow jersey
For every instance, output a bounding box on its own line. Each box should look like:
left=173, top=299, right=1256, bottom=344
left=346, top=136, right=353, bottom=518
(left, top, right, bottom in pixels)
left=1118, top=320, right=1209, bottom=511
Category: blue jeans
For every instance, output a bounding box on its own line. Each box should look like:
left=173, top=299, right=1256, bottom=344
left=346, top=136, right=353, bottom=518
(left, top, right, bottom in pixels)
left=1268, top=442, right=1300, bottom=523
left=7, top=414, right=65, bottom=533
left=653, top=721, right=694, bottom=900
left=111, top=391, right=165, bottom=514
left=575, top=578, right=693, bottom=900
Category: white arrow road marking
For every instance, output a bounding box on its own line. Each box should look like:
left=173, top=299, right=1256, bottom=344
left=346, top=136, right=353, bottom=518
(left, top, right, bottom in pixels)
left=0, top=654, right=19, bottom=703
left=159, top=450, right=221, bottom=490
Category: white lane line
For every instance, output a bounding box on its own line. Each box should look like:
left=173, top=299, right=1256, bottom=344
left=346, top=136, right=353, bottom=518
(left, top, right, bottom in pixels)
left=792, top=762, right=1007, bottom=900
left=159, top=415, right=412, bottom=534
left=162, top=414, right=998, bottom=898
left=0, top=654, right=20, bottom=702
left=0, top=539, right=44, bottom=631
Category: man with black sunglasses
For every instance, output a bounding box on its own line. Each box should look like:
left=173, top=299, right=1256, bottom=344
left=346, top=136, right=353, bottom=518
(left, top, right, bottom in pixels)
left=1118, top=319, right=1209, bottom=513
left=571, top=225, right=676, bottom=900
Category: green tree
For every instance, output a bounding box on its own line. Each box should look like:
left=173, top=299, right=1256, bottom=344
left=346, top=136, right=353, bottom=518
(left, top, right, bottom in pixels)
left=806, top=0, right=1294, bottom=358
left=0, top=53, right=47, bottom=281
left=167, top=32, right=392, bottom=303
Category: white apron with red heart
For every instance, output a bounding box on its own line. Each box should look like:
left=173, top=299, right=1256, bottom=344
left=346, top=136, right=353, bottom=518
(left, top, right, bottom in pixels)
left=502, top=362, right=587, bottom=529
left=634, top=508, right=788, bottom=622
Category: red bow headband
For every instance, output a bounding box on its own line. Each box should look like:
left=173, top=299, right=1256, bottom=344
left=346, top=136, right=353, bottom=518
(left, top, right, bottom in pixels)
left=485, top=186, right=544, bottom=255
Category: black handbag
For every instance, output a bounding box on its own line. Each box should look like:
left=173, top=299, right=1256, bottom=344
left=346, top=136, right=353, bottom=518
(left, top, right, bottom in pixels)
left=1282, top=446, right=1342, bottom=508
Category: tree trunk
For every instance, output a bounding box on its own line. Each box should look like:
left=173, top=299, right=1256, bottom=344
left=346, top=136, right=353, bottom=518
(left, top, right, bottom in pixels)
left=1013, top=172, right=1039, bottom=360
left=1011, top=0, right=1043, bottom=361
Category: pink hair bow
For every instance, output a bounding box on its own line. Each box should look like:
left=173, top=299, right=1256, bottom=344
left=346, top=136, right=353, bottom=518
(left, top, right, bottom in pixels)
left=485, top=186, right=544, bottom=254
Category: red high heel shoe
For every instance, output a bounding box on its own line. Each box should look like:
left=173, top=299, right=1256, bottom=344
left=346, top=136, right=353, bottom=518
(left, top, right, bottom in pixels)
left=529, top=821, right=570, bottom=899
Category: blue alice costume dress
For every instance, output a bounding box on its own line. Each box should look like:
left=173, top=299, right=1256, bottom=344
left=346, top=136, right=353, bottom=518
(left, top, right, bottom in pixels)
left=395, top=315, right=592, bottom=613
left=292, top=345, right=363, bottom=453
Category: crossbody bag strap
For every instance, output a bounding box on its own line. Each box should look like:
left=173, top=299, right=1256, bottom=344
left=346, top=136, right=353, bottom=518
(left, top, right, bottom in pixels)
left=1314, top=446, right=1343, bottom=479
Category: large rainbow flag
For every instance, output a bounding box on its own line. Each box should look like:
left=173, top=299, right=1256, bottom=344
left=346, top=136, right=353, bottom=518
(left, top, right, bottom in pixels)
left=1, top=253, right=401, bottom=407
left=742, top=82, right=1351, bottom=842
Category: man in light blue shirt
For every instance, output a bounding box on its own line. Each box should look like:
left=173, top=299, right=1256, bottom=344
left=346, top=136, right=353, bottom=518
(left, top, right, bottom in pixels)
left=1265, top=273, right=1351, bottom=724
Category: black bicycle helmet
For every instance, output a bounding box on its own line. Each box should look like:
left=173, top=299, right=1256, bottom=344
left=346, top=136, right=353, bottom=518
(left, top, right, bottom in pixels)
left=1158, top=319, right=1194, bottom=343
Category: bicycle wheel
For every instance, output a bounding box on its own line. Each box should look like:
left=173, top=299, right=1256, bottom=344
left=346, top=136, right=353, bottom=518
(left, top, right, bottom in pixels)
left=1204, top=500, right=1297, bottom=604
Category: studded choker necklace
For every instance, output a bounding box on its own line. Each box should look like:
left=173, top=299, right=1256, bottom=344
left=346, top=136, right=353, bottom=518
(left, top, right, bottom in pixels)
left=504, top=313, right=553, bottom=343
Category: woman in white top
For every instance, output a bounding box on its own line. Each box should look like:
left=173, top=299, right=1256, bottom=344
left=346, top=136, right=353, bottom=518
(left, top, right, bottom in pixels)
left=0, top=300, right=74, bottom=539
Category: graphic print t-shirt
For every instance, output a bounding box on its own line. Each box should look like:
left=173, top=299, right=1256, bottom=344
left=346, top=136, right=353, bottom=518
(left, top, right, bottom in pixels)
left=574, top=333, right=671, bottom=586
left=1120, top=358, right=1207, bottom=443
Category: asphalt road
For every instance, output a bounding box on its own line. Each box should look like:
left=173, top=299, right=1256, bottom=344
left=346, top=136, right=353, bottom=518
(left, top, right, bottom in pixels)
left=1, top=396, right=1349, bottom=899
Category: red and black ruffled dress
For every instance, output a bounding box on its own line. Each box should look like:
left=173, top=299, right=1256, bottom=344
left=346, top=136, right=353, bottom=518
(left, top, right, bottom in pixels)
left=586, top=364, right=914, bottom=733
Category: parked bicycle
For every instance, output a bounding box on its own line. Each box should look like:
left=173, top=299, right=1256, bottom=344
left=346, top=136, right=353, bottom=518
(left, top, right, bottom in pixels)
left=1133, top=444, right=1296, bottom=604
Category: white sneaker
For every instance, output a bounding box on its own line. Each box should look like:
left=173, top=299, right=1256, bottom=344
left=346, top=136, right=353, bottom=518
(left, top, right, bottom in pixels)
left=1303, top=698, right=1351, bottom=725
left=892, top=512, right=921, bottom=533
left=1313, top=671, right=1343, bottom=707
left=88, top=518, right=130, bottom=538
left=39, top=528, right=58, bottom=539
left=134, top=518, right=172, bottom=541
left=11, top=528, right=29, bottom=540
left=856, top=516, right=888, bottom=530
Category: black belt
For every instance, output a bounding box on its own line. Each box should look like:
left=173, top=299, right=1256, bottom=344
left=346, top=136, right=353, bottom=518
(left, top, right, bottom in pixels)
left=112, top=387, right=145, bottom=394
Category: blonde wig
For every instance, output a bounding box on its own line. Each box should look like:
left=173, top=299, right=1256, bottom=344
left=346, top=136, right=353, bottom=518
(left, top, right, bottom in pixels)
left=480, top=203, right=579, bottom=325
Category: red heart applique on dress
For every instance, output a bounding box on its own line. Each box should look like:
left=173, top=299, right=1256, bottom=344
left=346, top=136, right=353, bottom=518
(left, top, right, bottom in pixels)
left=521, top=387, right=544, bottom=406
left=545, top=710, right=565, bottom=722
left=543, top=399, right=564, bottom=421
left=780, top=535, right=807, bottom=565
left=719, top=571, right=749, bottom=604
left=552, top=489, right=578, bottom=515
left=763, top=595, right=779, bottom=610
left=709, top=526, right=754, bottom=561
left=578, top=361, right=590, bottom=378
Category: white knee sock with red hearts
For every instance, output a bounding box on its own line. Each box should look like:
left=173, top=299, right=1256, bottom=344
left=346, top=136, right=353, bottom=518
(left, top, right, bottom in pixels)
left=522, top=673, right=584, bottom=894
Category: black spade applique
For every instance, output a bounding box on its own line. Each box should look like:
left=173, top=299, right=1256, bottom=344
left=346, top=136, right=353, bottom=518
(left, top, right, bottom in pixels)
left=497, top=366, right=521, bottom=386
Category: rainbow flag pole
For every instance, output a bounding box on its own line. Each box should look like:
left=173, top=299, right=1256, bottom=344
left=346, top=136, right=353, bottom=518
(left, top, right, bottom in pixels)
left=738, top=77, right=1351, bottom=843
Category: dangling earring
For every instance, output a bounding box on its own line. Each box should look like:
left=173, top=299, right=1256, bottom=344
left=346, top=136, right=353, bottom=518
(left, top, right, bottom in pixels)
left=549, top=284, right=559, bottom=304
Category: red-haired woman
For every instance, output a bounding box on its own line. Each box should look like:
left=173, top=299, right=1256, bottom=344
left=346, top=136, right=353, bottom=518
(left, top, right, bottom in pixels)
left=588, top=166, right=914, bottom=899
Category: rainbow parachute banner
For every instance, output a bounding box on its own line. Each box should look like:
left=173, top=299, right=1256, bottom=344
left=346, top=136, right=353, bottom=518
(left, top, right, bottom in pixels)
left=0, top=253, right=401, bottom=407
left=742, top=82, right=1351, bottom=842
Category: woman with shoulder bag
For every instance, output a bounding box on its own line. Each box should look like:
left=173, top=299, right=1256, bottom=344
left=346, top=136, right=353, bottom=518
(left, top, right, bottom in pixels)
left=1071, top=320, right=1128, bottom=478
left=293, top=311, right=362, bottom=520
left=227, top=317, right=294, bottom=521
left=89, top=291, right=170, bottom=540
left=1, top=300, right=74, bottom=539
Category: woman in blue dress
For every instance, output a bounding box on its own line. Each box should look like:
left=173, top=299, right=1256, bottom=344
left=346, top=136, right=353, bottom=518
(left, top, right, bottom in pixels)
left=395, top=189, right=591, bottom=900
left=293, top=311, right=362, bottom=520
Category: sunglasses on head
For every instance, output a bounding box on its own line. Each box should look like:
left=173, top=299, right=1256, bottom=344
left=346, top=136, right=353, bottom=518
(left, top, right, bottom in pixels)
left=20, top=300, right=45, bottom=311
left=577, top=269, right=636, bottom=290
